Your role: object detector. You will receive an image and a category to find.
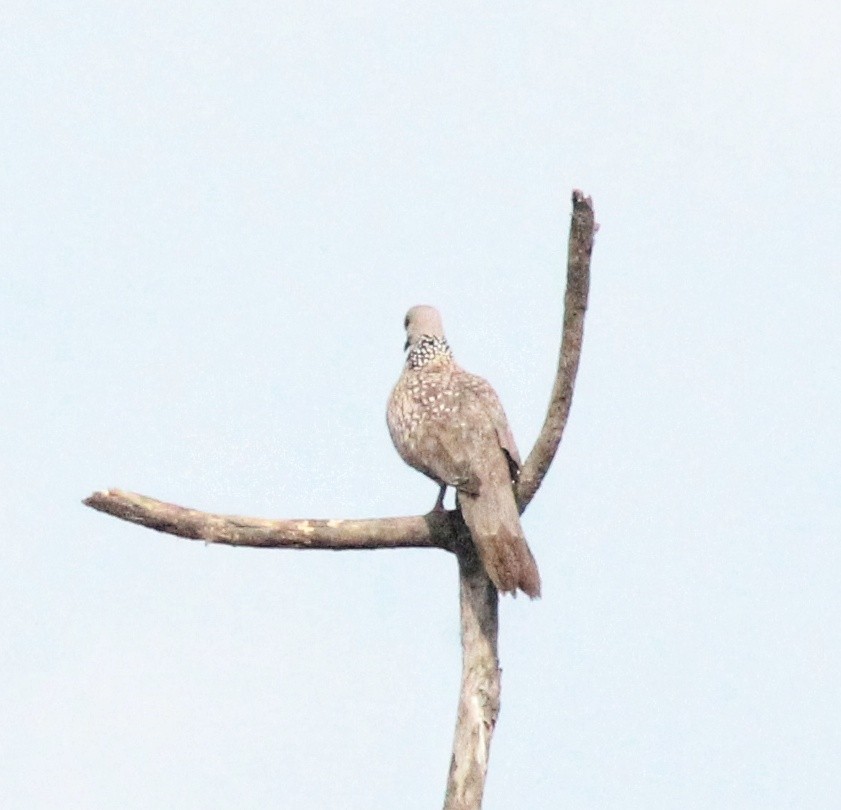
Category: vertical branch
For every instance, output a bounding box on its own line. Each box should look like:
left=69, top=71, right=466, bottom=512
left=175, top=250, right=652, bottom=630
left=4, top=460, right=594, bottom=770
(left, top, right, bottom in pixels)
left=443, top=534, right=500, bottom=810
left=444, top=191, right=595, bottom=808
left=517, top=190, right=596, bottom=510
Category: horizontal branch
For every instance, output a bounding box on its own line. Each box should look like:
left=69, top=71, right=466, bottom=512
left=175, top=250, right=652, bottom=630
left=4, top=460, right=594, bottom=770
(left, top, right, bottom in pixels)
left=83, top=190, right=595, bottom=558
left=83, top=489, right=459, bottom=552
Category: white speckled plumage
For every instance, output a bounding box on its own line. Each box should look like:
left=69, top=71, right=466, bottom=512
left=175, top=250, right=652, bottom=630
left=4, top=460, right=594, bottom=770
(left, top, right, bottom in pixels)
left=387, top=305, right=541, bottom=598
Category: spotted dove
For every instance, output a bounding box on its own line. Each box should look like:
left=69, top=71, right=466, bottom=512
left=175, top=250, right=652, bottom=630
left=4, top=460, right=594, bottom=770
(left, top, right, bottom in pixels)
left=387, top=305, right=541, bottom=598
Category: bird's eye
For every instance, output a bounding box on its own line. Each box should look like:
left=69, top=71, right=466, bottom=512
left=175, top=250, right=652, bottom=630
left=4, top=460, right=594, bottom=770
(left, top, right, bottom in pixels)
left=404, top=317, right=410, bottom=329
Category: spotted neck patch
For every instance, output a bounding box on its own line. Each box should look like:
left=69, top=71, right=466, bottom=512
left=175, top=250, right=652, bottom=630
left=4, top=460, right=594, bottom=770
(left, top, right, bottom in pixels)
left=407, top=335, right=453, bottom=369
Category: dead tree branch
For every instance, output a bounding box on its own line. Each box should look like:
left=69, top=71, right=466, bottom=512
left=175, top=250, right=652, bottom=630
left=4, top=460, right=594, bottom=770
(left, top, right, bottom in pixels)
left=83, top=190, right=596, bottom=810
left=517, top=188, right=595, bottom=511
left=83, top=489, right=458, bottom=551
left=444, top=535, right=501, bottom=809
left=441, top=190, right=595, bottom=810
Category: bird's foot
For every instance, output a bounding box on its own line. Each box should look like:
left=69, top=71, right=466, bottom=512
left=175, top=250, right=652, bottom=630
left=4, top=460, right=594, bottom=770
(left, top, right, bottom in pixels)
left=429, top=485, right=448, bottom=513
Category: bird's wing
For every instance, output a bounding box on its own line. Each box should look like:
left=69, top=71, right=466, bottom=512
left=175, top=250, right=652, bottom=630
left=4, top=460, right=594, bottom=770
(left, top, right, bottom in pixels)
left=460, top=373, right=522, bottom=478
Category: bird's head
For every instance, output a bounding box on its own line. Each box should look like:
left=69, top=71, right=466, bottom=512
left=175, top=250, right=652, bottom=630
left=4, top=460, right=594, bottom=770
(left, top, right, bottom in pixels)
left=403, top=305, right=445, bottom=351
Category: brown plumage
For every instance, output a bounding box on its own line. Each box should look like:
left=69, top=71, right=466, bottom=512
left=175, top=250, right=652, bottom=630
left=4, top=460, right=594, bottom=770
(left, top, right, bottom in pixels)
left=386, top=305, right=541, bottom=598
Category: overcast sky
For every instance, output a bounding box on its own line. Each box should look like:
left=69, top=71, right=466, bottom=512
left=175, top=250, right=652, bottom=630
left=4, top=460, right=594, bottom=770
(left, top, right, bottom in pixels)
left=2, top=2, right=839, bottom=808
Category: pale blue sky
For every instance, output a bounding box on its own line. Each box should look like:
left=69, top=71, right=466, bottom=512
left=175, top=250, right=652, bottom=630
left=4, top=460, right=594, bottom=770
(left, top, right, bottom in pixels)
left=2, top=3, right=839, bottom=808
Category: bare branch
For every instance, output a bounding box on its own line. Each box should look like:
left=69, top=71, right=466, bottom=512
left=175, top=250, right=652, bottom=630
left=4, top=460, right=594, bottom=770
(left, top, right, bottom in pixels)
left=444, top=533, right=500, bottom=810
left=83, top=489, right=458, bottom=552
left=444, top=191, right=595, bottom=809
left=82, top=190, right=596, bottom=810
left=517, top=189, right=596, bottom=511
left=82, top=192, right=594, bottom=544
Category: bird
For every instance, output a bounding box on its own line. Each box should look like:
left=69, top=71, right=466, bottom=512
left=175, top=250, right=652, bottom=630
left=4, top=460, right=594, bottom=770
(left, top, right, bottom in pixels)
left=387, top=305, right=541, bottom=598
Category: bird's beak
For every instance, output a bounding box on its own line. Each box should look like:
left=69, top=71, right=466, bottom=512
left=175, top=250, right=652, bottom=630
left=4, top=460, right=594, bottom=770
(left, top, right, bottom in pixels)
left=403, top=338, right=410, bottom=351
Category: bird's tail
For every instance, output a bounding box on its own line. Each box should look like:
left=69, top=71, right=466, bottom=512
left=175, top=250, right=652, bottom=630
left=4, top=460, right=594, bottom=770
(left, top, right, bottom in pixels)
left=459, top=476, right=541, bottom=599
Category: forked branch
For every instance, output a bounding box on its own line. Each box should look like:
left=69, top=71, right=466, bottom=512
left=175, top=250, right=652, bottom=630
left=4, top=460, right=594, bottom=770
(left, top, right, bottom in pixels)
left=83, top=190, right=596, bottom=810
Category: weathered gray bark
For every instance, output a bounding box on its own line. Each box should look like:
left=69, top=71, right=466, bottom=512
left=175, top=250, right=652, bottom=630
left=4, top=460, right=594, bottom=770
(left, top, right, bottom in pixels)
left=83, top=489, right=458, bottom=551
left=443, top=535, right=501, bottom=810
left=83, top=190, right=596, bottom=810
left=517, top=189, right=595, bottom=511
left=442, top=189, right=595, bottom=810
